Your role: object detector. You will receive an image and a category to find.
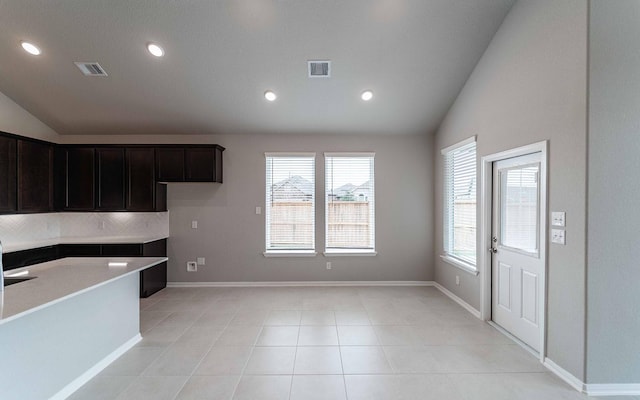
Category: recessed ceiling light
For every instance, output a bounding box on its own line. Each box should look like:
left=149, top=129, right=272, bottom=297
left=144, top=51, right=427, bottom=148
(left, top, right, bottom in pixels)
left=147, top=43, right=164, bottom=57
left=264, top=91, right=277, bottom=101
left=21, top=41, right=41, bottom=56
left=361, top=90, right=373, bottom=101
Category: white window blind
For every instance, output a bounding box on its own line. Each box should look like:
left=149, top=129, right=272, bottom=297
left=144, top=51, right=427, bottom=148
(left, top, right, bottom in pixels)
left=325, top=153, right=375, bottom=252
left=265, top=153, right=315, bottom=251
left=442, top=138, right=477, bottom=266
left=500, top=164, right=540, bottom=254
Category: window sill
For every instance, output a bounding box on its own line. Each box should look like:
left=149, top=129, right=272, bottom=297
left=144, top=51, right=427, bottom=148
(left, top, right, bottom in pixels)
left=324, top=250, right=377, bottom=257
left=263, top=250, right=318, bottom=258
left=440, top=255, right=479, bottom=276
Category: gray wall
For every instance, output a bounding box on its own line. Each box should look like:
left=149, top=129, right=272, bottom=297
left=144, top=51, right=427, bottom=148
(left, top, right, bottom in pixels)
left=0, top=89, right=59, bottom=141
left=587, top=0, right=640, bottom=384
left=433, top=0, right=588, bottom=379
left=64, top=133, right=434, bottom=282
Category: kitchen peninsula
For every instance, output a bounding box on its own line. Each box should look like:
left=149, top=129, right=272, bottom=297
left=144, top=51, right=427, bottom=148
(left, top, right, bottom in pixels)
left=0, top=256, right=167, bottom=400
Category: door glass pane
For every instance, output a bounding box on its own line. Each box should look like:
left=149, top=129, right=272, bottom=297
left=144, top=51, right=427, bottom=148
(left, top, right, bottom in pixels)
left=500, top=164, right=539, bottom=253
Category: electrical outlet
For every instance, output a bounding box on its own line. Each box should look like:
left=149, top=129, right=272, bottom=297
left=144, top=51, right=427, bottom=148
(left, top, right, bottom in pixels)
left=551, top=229, right=566, bottom=245
left=255, top=206, right=261, bottom=215
left=187, top=261, right=197, bottom=272
left=455, top=275, right=460, bottom=285
left=197, top=257, right=205, bottom=265
left=552, top=211, right=566, bottom=227
left=191, top=220, right=198, bottom=229
left=326, top=262, right=332, bottom=270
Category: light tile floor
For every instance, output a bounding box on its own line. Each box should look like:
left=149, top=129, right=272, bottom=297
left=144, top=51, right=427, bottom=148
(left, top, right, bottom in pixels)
left=69, top=286, right=637, bottom=400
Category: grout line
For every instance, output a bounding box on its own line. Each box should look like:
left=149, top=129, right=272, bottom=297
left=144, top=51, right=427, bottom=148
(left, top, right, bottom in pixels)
left=165, top=296, right=230, bottom=397
left=336, top=322, right=350, bottom=400
left=109, top=374, right=138, bottom=400
left=219, top=304, right=250, bottom=400
left=287, top=324, right=302, bottom=400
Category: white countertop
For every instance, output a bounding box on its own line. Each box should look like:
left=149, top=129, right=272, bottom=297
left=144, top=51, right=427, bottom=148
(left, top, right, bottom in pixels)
left=4, top=235, right=169, bottom=253
left=0, top=257, right=167, bottom=325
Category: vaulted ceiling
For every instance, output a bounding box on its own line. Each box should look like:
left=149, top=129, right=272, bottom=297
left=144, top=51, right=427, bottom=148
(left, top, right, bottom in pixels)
left=0, top=0, right=514, bottom=136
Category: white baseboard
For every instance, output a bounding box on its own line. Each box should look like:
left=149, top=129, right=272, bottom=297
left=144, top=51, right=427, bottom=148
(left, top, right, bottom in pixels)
left=167, top=280, right=434, bottom=288
left=432, top=282, right=481, bottom=319
left=543, top=359, right=640, bottom=396
left=50, top=334, right=142, bottom=400
left=543, top=358, right=585, bottom=393
left=584, top=384, right=640, bottom=396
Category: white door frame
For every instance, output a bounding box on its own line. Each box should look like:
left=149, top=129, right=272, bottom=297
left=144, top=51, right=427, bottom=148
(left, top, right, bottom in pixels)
left=479, top=140, right=548, bottom=362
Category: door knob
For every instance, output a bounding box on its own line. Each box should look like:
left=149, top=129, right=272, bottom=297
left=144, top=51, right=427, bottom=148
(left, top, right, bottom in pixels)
left=489, top=247, right=498, bottom=254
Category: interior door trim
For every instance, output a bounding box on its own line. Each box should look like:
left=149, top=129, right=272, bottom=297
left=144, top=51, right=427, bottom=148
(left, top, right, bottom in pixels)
left=479, top=140, right=548, bottom=363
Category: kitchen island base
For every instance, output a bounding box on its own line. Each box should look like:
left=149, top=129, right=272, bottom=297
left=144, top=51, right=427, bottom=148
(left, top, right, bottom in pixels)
left=0, top=272, right=141, bottom=400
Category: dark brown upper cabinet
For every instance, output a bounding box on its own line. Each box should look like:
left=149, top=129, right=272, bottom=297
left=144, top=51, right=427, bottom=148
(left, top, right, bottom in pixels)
left=60, top=147, right=95, bottom=211
left=185, top=148, right=214, bottom=181
left=155, top=148, right=184, bottom=182
left=156, top=145, right=224, bottom=183
left=56, top=147, right=162, bottom=212
left=0, top=136, right=17, bottom=212
left=97, top=148, right=126, bottom=210
left=17, top=139, right=53, bottom=212
left=1, top=131, right=223, bottom=215
left=126, top=148, right=160, bottom=211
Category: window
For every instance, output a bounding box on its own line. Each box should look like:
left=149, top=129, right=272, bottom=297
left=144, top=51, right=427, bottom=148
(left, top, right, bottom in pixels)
left=442, top=137, right=477, bottom=268
left=325, top=153, right=375, bottom=254
left=265, top=153, right=316, bottom=254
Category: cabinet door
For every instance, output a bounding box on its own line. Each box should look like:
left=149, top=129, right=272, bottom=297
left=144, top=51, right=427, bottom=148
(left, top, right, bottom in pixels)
left=101, top=244, right=143, bottom=256
left=155, top=182, right=167, bottom=212
left=17, top=140, right=53, bottom=212
left=64, top=148, right=95, bottom=210
left=156, top=148, right=184, bottom=181
left=142, top=239, right=167, bottom=256
left=185, top=148, right=215, bottom=181
left=59, top=244, right=102, bottom=257
left=97, top=148, right=125, bottom=210
left=126, top=148, right=155, bottom=211
left=140, top=262, right=167, bottom=298
left=0, top=136, right=17, bottom=212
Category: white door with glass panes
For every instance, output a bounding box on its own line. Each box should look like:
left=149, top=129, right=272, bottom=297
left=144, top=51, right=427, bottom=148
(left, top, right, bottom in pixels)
left=491, top=152, right=543, bottom=352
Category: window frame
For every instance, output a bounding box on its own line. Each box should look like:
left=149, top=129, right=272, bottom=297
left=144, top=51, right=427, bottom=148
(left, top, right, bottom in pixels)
left=441, top=136, right=478, bottom=273
left=264, top=152, right=317, bottom=257
left=323, top=152, right=376, bottom=256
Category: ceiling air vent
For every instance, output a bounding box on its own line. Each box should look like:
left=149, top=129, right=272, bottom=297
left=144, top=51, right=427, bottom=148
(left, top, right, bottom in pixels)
left=74, top=62, right=108, bottom=77
left=308, top=60, right=331, bottom=78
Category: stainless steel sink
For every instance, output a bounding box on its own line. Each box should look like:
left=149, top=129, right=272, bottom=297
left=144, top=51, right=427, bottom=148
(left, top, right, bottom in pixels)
left=3, top=276, right=36, bottom=287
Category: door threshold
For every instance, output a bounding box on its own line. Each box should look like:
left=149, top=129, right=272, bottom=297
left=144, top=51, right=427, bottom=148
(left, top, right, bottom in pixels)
left=488, top=320, right=540, bottom=360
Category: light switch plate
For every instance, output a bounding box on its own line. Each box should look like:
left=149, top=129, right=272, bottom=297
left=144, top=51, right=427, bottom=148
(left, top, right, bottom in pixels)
left=255, top=207, right=262, bottom=215
left=191, top=220, right=198, bottom=229
left=197, top=257, right=205, bottom=265
left=551, top=212, right=566, bottom=227
left=551, top=229, right=566, bottom=245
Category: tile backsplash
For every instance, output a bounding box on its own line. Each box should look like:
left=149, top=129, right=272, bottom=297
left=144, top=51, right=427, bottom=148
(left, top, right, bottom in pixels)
left=0, top=212, right=169, bottom=252
left=59, top=212, right=169, bottom=238
left=0, top=213, right=60, bottom=247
